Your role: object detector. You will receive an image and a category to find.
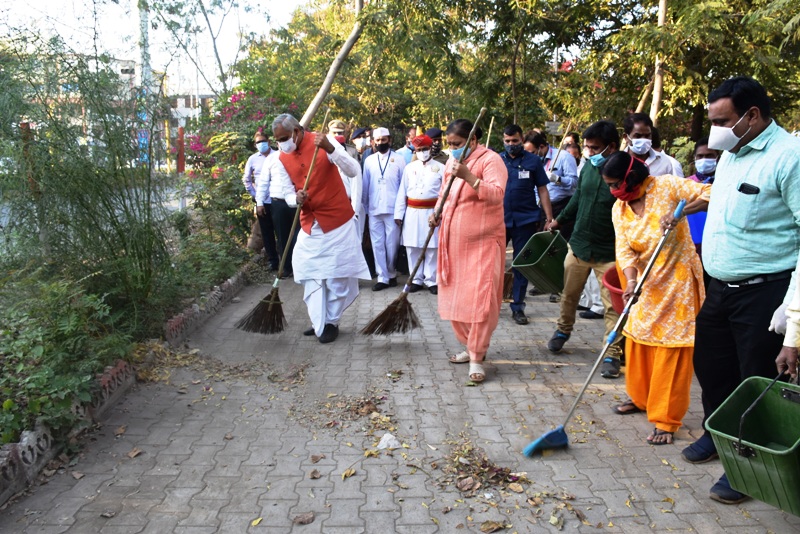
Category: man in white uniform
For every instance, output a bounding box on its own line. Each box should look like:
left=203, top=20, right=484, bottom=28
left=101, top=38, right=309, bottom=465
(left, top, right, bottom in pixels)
left=393, top=135, right=443, bottom=294
left=271, top=113, right=370, bottom=344
left=362, top=127, right=407, bottom=291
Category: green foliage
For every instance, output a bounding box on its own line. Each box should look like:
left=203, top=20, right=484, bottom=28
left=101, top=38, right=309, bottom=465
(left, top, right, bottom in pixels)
left=0, top=35, right=178, bottom=336
left=0, top=271, right=131, bottom=443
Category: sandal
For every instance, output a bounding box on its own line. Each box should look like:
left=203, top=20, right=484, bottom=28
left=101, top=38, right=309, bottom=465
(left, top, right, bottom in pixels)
left=647, top=428, right=674, bottom=445
left=449, top=350, right=470, bottom=364
left=468, top=362, right=485, bottom=383
left=612, top=400, right=644, bottom=415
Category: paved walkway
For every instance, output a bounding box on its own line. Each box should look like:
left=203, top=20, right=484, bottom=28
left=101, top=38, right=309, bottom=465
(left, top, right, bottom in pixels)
left=2, top=266, right=800, bottom=533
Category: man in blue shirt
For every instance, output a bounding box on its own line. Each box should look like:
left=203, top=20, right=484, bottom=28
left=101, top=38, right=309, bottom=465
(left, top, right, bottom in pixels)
left=502, top=124, right=554, bottom=325
left=681, top=76, right=800, bottom=505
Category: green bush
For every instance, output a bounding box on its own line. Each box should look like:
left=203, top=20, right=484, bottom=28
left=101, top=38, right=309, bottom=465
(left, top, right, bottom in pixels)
left=0, top=272, right=131, bottom=443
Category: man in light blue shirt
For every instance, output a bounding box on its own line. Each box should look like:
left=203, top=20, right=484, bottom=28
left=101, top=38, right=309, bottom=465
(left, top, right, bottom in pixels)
left=683, top=76, right=800, bottom=505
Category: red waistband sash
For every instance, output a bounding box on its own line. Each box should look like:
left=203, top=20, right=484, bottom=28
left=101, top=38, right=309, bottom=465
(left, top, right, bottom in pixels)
left=407, top=198, right=438, bottom=209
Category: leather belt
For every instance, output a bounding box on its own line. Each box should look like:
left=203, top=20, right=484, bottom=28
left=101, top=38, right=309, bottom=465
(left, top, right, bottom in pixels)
left=725, top=269, right=793, bottom=288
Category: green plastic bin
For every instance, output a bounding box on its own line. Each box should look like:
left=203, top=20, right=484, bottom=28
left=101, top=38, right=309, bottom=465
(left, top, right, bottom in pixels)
left=511, top=231, right=568, bottom=295
left=706, top=376, right=800, bottom=516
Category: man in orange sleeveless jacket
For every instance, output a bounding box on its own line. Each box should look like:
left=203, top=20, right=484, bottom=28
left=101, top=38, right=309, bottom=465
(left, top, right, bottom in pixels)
left=272, top=114, right=371, bottom=343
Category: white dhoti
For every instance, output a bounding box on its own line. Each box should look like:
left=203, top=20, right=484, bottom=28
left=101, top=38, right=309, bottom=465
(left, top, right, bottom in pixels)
left=368, top=213, right=400, bottom=283
left=292, top=217, right=371, bottom=336
left=579, top=272, right=605, bottom=315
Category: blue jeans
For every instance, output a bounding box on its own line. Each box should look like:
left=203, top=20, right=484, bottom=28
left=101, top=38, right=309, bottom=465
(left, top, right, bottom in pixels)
left=506, top=222, right=540, bottom=313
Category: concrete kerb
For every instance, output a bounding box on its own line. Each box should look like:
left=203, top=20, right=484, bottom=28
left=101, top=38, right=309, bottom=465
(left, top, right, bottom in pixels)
left=0, top=255, right=260, bottom=508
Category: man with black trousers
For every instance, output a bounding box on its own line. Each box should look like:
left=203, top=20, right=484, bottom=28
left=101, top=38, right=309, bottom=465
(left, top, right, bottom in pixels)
left=501, top=124, right=553, bottom=325
left=681, top=76, right=800, bottom=504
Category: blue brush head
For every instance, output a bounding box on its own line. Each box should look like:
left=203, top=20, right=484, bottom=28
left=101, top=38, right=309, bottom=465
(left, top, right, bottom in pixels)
left=522, top=425, right=569, bottom=457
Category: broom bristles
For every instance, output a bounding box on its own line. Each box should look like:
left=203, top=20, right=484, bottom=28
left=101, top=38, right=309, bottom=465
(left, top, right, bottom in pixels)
left=360, top=293, right=421, bottom=336
left=235, top=288, right=287, bottom=334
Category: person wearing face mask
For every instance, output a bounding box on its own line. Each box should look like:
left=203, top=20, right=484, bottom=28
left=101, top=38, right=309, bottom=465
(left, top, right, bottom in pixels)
left=679, top=77, right=800, bottom=505
left=271, top=113, right=370, bottom=344
left=429, top=118, right=508, bottom=383
left=529, top=132, right=579, bottom=238
left=684, top=137, right=719, bottom=260
left=362, top=127, right=407, bottom=291
left=545, top=120, right=625, bottom=378
left=396, top=127, right=417, bottom=165
left=393, top=135, right=444, bottom=294
left=602, top=151, right=710, bottom=445
left=351, top=127, right=373, bottom=166
left=622, top=113, right=682, bottom=178
left=501, top=124, right=554, bottom=326
left=425, top=127, right=449, bottom=164
left=244, top=130, right=280, bottom=271
left=329, top=119, right=359, bottom=161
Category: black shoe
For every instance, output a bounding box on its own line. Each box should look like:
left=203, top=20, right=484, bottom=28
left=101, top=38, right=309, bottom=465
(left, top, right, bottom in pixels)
left=682, top=433, right=718, bottom=464
left=388, top=278, right=398, bottom=287
left=576, top=304, right=590, bottom=311
left=528, top=286, right=544, bottom=296
left=303, top=327, right=315, bottom=336
left=580, top=310, right=604, bottom=319
left=428, top=285, right=438, bottom=295
left=408, top=283, right=423, bottom=293
left=318, top=324, right=339, bottom=344
left=512, top=311, right=529, bottom=325
left=600, top=357, right=621, bottom=379
left=268, top=263, right=279, bottom=272
left=710, top=474, right=748, bottom=504
left=549, top=293, right=560, bottom=303
left=372, top=282, right=389, bottom=291
left=280, top=271, right=293, bottom=279
left=547, top=330, right=570, bottom=352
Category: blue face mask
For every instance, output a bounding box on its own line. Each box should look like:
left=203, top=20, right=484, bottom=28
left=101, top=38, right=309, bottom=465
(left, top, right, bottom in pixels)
left=256, top=141, right=270, bottom=153
left=450, top=145, right=471, bottom=161
left=505, top=143, right=524, bottom=157
left=589, top=145, right=610, bottom=167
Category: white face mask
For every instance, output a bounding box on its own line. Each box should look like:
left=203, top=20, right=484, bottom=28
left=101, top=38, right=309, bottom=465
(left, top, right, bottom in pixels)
left=708, top=113, right=751, bottom=152
left=354, top=138, right=367, bottom=150
left=695, top=158, right=717, bottom=175
left=417, top=149, right=432, bottom=162
left=278, top=131, right=297, bottom=154
left=628, top=137, right=652, bottom=155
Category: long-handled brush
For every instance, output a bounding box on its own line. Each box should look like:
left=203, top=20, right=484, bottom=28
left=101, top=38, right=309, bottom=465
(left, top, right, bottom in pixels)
left=236, top=108, right=331, bottom=334
left=523, top=199, right=687, bottom=456
left=360, top=108, right=488, bottom=336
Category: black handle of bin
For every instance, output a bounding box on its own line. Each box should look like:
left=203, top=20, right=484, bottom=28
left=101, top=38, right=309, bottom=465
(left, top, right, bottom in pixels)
left=737, top=373, right=786, bottom=457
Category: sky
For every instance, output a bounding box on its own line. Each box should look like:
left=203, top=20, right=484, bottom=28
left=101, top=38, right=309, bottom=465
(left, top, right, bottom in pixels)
left=0, top=0, right=304, bottom=94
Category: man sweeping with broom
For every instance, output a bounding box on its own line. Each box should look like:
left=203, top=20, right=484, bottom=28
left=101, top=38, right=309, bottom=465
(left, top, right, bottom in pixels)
left=272, top=113, right=371, bottom=343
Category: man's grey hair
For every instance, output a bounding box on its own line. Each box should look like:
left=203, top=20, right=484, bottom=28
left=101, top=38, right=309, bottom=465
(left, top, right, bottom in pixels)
left=272, top=113, right=301, bottom=132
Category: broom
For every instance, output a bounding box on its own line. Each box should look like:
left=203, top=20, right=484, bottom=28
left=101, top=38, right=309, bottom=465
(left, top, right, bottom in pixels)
left=360, top=107, right=488, bottom=336
left=236, top=108, right=331, bottom=334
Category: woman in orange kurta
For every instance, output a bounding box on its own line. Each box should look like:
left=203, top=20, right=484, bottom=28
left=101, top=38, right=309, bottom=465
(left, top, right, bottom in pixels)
left=603, top=151, right=711, bottom=444
left=430, top=119, right=508, bottom=383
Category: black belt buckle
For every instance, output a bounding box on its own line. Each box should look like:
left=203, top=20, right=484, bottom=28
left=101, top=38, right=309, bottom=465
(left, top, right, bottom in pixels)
left=727, top=276, right=764, bottom=288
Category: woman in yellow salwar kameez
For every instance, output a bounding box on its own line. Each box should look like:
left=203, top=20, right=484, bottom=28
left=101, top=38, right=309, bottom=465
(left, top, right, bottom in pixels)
left=602, top=151, right=711, bottom=444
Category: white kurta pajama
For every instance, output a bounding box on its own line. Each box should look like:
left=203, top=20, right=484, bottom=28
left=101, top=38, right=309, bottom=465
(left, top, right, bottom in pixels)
left=362, top=150, right=406, bottom=283
left=394, top=158, right=444, bottom=287
left=283, top=135, right=371, bottom=338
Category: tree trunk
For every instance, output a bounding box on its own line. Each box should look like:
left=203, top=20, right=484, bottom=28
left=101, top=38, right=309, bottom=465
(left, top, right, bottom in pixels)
left=635, top=79, right=654, bottom=113
left=300, top=0, right=364, bottom=128
left=690, top=103, right=705, bottom=141
left=510, top=26, right=524, bottom=124
left=198, top=0, right=229, bottom=94
left=649, top=0, right=667, bottom=126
